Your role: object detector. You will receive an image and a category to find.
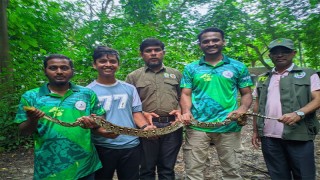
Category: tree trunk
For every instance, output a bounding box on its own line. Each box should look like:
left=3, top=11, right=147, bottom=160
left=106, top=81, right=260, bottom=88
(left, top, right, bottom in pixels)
left=298, top=41, right=304, bottom=67
left=0, top=0, right=9, bottom=75
left=246, top=43, right=272, bottom=70
left=0, top=0, right=12, bottom=98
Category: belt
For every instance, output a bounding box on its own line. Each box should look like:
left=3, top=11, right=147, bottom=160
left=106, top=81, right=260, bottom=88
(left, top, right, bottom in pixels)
left=152, top=115, right=175, bottom=123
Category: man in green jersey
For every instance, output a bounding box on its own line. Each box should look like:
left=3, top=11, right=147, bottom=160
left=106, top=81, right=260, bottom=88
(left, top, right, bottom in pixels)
left=180, top=27, right=253, bottom=179
left=15, top=54, right=113, bottom=180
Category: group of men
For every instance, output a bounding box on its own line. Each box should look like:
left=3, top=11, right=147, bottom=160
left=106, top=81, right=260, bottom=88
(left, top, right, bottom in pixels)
left=15, top=27, right=320, bottom=180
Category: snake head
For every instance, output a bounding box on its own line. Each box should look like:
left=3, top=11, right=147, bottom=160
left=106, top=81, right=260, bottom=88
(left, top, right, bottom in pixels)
left=23, top=106, right=36, bottom=112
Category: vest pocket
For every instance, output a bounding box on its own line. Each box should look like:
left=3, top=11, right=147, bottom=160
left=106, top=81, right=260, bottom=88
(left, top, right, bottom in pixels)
left=293, top=80, right=310, bottom=107
left=306, top=117, right=320, bottom=136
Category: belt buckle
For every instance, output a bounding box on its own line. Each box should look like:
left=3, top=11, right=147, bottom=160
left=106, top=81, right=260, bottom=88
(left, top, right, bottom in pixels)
left=159, top=117, right=168, bottom=123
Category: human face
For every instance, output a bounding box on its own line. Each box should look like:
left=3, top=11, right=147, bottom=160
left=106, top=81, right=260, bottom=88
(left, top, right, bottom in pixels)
left=141, top=46, right=165, bottom=69
left=199, top=32, right=225, bottom=56
left=269, top=46, right=296, bottom=71
left=45, top=58, right=74, bottom=86
left=93, top=54, right=119, bottom=78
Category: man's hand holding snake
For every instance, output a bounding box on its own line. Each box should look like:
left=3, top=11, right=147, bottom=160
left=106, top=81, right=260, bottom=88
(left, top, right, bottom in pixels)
left=278, top=112, right=300, bottom=126
left=25, top=107, right=45, bottom=122
left=181, top=112, right=193, bottom=125
left=78, top=115, right=119, bottom=139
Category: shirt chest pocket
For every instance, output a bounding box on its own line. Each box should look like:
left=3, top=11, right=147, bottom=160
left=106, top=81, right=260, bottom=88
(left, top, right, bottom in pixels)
left=136, top=81, right=155, bottom=98
left=163, top=79, right=179, bottom=95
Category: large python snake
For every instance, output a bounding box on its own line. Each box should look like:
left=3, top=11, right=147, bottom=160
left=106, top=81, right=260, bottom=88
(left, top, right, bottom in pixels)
left=23, top=106, right=278, bottom=137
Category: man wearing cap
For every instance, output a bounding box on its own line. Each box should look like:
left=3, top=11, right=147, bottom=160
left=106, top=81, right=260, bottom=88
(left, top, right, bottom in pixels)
left=252, top=38, right=320, bottom=179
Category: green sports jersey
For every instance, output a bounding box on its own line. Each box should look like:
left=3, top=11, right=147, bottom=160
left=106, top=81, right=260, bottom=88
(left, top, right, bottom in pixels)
left=15, top=83, right=105, bottom=180
left=181, top=55, right=253, bottom=133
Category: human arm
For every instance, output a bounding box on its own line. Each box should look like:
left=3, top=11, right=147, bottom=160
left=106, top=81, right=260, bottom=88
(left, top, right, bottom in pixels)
left=80, top=90, right=119, bottom=138
left=180, top=88, right=193, bottom=124
left=128, top=81, right=156, bottom=130
left=133, top=112, right=156, bottom=130
left=251, top=98, right=261, bottom=149
left=142, top=112, right=158, bottom=126
left=227, top=86, right=253, bottom=119
left=78, top=115, right=119, bottom=139
left=19, top=108, right=45, bottom=136
left=279, top=90, right=320, bottom=125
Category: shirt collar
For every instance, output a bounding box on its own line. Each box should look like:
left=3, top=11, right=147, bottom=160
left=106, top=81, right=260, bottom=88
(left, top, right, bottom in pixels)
left=38, top=82, right=79, bottom=96
left=144, top=64, right=166, bottom=72
left=199, top=54, right=230, bottom=65
left=272, top=63, right=294, bottom=74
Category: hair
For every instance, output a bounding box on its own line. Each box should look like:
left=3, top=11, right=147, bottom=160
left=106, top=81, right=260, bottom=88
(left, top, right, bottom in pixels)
left=197, top=27, right=225, bottom=42
left=44, top=54, right=73, bottom=69
left=139, top=38, right=165, bottom=52
left=92, top=46, right=120, bottom=63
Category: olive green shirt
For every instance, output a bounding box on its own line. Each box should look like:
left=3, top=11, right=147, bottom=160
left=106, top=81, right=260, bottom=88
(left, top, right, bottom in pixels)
left=126, top=65, right=181, bottom=116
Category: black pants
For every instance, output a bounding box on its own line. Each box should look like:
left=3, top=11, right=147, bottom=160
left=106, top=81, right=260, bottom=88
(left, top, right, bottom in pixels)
left=95, top=145, right=141, bottom=180
left=261, top=137, right=316, bottom=180
left=140, top=122, right=183, bottom=180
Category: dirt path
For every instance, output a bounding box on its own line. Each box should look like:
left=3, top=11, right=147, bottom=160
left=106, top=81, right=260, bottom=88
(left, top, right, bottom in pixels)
left=0, top=148, right=33, bottom=180
left=1, top=120, right=320, bottom=180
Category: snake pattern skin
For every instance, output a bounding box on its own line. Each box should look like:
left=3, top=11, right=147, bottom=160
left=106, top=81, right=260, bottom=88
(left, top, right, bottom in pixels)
left=23, top=106, right=276, bottom=137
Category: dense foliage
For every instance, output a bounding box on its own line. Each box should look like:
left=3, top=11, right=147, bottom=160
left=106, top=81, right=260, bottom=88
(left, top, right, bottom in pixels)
left=0, top=0, right=319, bottom=151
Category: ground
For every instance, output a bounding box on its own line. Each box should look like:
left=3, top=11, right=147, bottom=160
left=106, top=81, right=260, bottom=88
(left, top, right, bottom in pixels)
left=1, top=120, right=320, bottom=180
left=0, top=148, right=33, bottom=180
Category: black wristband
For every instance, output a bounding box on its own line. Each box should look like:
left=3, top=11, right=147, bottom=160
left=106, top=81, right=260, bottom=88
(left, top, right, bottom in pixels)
left=140, top=124, right=148, bottom=129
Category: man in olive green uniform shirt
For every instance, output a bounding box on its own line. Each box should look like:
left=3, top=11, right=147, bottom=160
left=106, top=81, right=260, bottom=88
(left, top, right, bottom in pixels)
left=126, top=38, right=182, bottom=180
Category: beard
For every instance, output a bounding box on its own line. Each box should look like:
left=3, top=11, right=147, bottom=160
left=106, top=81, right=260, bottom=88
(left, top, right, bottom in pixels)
left=51, top=81, right=69, bottom=86
left=146, top=61, right=162, bottom=68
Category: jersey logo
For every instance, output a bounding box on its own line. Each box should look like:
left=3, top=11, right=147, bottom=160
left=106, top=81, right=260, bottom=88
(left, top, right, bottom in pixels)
left=49, top=107, right=64, bottom=117
left=164, top=73, right=176, bottom=79
left=294, top=72, right=306, bottom=79
left=222, top=70, right=234, bottom=78
left=169, top=74, right=176, bottom=79
left=200, top=74, right=212, bottom=81
left=258, top=76, right=268, bottom=82
left=75, top=101, right=86, bottom=111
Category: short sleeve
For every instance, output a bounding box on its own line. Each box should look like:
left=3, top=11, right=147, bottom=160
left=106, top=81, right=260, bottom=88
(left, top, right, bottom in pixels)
left=14, top=95, right=31, bottom=124
left=238, top=66, right=253, bottom=88
left=310, top=73, right=320, bottom=92
left=132, top=87, right=143, bottom=112
left=90, top=91, right=105, bottom=116
left=252, top=82, right=259, bottom=98
left=180, top=65, right=193, bottom=89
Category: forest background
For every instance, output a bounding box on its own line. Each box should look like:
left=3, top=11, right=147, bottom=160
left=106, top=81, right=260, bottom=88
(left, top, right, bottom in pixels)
left=0, top=0, right=319, bottom=151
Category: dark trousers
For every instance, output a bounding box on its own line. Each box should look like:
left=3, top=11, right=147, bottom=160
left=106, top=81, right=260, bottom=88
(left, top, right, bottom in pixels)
left=140, top=122, right=183, bottom=180
left=95, top=145, right=141, bottom=180
left=261, top=137, right=316, bottom=180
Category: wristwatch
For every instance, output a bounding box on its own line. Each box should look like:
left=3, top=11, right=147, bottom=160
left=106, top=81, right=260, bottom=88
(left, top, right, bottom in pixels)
left=294, top=111, right=305, bottom=119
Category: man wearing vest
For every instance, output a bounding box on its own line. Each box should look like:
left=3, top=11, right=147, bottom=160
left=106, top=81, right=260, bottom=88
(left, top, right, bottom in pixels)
left=252, top=38, right=320, bottom=180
